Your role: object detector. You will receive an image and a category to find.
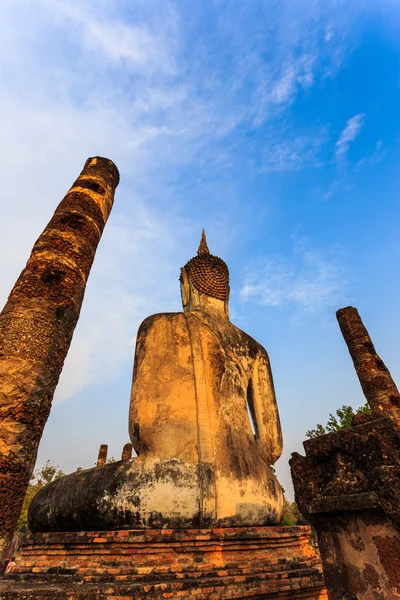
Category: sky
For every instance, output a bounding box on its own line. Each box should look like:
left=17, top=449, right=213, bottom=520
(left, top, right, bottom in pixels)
left=1, top=0, right=400, bottom=499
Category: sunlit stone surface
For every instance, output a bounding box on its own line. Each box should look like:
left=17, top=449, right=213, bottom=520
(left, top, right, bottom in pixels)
left=0, top=157, right=119, bottom=562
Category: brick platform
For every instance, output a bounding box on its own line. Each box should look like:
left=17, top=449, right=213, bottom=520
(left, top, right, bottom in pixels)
left=0, top=526, right=328, bottom=599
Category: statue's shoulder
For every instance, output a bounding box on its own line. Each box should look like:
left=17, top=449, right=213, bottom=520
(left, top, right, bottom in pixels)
left=228, top=321, right=270, bottom=360
left=138, top=312, right=186, bottom=336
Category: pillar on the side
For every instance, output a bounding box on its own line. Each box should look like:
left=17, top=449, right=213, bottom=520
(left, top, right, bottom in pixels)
left=96, top=445, right=108, bottom=467
left=121, top=443, right=133, bottom=460
left=0, top=157, right=119, bottom=562
left=290, top=306, right=400, bottom=600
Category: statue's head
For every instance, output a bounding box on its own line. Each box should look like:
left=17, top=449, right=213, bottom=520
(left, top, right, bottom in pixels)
left=180, top=230, right=230, bottom=319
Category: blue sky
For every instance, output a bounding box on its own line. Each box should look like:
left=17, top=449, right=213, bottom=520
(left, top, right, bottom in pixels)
left=1, top=0, right=400, bottom=498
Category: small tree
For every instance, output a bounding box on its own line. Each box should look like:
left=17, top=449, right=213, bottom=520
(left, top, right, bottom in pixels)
left=17, top=461, right=65, bottom=533
left=281, top=500, right=309, bottom=526
left=305, top=402, right=370, bottom=439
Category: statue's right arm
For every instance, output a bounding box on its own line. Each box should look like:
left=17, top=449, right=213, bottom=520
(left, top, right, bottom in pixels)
left=249, top=349, right=283, bottom=465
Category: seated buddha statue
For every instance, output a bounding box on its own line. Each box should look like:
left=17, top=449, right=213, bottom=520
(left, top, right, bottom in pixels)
left=29, top=232, right=284, bottom=532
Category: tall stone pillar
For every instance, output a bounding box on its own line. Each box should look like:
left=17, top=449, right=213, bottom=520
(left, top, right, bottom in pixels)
left=290, top=307, right=400, bottom=599
left=0, top=157, right=119, bottom=562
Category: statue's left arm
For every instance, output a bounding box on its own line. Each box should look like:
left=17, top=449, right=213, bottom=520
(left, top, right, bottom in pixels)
left=249, top=350, right=283, bottom=465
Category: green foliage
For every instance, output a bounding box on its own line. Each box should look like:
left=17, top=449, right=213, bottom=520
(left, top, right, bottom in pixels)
left=280, top=500, right=309, bottom=526
left=17, top=461, right=65, bottom=533
left=305, top=402, right=370, bottom=439
left=280, top=499, right=318, bottom=546
left=34, top=460, right=65, bottom=486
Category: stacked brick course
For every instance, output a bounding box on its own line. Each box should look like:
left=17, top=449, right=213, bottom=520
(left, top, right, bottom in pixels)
left=0, top=526, right=327, bottom=599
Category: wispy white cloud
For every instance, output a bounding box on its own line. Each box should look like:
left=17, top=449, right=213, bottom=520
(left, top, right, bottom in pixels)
left=335, top=113, right=365, bottom=158
left=240, top=238, right=345, bottom=313
left=270, top=67, right=298, bottom=105
left=356, top=139, right=384, bottom=170
left=54, top=208, right=189, bottom=403
left=324, top=113, right=373, bottom=197
left=0, top=0, right=361, bottom=402
left=260, top=130, right=327, bottom=173
left=42, top=0, right=178, bottom=73
left=0, top=2, right=196, bottom=403
left=270, top=53, right=316, bottom=106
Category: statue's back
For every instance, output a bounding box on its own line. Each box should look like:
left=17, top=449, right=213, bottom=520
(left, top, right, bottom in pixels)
left=29, top=231, right=284, bottom=532
left=129, top=308, right=284, bottom=526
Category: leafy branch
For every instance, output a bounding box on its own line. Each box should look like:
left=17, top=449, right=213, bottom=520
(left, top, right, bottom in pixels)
left=305, top=402, right=370, bottom=439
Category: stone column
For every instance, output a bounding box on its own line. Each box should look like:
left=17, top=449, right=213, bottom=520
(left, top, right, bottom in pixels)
left=121, top=443, right=133, bottom=460
left=96, top=445, right=108, bottom=467
left=0, top=157, right=119, bottom=562
left=290, top=306, right=400, bottom=599
left=336, top=306, right=400, bottom=413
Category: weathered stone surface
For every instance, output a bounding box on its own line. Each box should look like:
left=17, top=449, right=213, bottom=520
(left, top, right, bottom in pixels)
left=96, top=444, right=108, bottom=467
left=336, top=306, right=400, bottom=414
left=121, top=443, right=133, bottom=460
left=0, top=526, right=328, bottom=599
left=0, top=157, right=119, bottom=562
left=314, top=511, right=400, bottom=600
left=129, top=309, right=283, bottom=526
left=290, top=306, right=400, bottom=599
left=29, top=458, right=201, bottom=531
left=29, top=233, right=284, bottom=531
left=292, top=417, right=400, bottom=515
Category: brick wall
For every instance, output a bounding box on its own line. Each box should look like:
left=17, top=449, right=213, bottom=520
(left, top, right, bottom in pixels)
left=1, top=526, right=327, bottom=599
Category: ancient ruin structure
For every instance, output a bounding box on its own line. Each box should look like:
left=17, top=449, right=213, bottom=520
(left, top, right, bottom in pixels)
left=1, top=527, right=327, bottom=599
left=121, top=442, right=133, bottom=460
left=290, top=306, right=400, bottom=600
left=28, top=231, right=284, bottom=531
left=0, top=157, right=119, bottom=564
left=96, top=444, right=108, bottom=467
left=1, top=231, right=327, bottom=598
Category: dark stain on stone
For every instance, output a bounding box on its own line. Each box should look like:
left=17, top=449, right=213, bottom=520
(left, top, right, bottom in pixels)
left=349, top=536, right=365, bottom=552
left=77, top=178, right=106, bottom=195
left=373, top=534, right=400, bottom=591
left=56, top=191, right=105, bottom=233
left=363, top=563, right=381, bottom=591
left=41, top=268, right=65, bottom=286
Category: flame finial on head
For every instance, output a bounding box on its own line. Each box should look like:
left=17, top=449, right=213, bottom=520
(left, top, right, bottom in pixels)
left=198, top=229, right=210, bottom=256
left=181, top=229, right=230, bottom=301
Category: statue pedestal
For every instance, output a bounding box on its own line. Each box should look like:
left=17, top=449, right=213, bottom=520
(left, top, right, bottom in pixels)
left=1, top=526, right=327, bottom=599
